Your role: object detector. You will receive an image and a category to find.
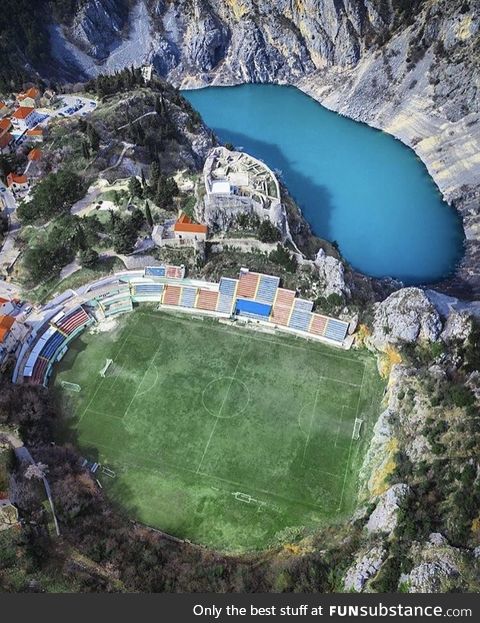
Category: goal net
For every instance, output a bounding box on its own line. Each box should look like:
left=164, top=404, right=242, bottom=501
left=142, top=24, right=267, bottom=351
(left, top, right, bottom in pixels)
left=61, top=381, right=81, bottom=393
left=352, top=418, right=363, bottom=440
left=99, top=359, right=113, bottom=378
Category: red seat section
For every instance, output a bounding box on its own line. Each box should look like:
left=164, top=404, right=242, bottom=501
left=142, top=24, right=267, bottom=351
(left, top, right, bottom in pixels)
left=196, top=289, right=218, bottom=311
left=163, top=285, right=182, bottom=306
left=271, top=288, right=295, bottom=326
left=55, top=306, right=90, bottom=335
left=237, top=272, right=259, bottom=299
left=309, top=313, right=327, bottom=336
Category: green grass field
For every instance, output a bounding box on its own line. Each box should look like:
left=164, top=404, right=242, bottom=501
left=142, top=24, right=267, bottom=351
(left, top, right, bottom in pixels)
left=53, top=308, right=384, bottom=552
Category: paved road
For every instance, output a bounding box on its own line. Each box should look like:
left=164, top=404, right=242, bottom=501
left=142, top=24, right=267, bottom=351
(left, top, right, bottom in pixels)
left=0, top=182, right=21, bottom=277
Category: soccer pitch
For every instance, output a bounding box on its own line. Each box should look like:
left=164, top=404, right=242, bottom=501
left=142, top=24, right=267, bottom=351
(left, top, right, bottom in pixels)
left=54, top=308, right=384, bottom=552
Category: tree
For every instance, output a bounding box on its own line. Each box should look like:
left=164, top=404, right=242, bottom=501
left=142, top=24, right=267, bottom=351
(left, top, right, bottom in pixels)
left=113, top=218, right=138, bottom=254
left=78, top=248, right=99, bottom=268
left=86, top=123, right=100, bottom=152
left=258, top=219, right=281, bottom=243
left=128, top=176, right=143, bottom=199
left=269, top=244, right=297, bottom=273
left=144, top=200, right=153, bottom=228
left=17, top=168, right=85, bottom=224
left=150, top=161, right=161, bottom=189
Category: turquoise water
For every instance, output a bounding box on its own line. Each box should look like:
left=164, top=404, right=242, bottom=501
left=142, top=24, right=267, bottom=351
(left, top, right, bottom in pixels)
left=183, top=84, right=464, bottom=284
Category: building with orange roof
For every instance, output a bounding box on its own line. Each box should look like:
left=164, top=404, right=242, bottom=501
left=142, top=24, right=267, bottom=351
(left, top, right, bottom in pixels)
left=7, top=173, right=29, bottom=194
left=27, top=147, right=42, bottom=161
left=26, top=128, right=44, bottom=142
left=0, top=315, right=15, bottom=343
left=16, top=87, right=41, bottom=108
left=11, top=106, right=41, bottom=132
left=0, top=118, right=11, bottom=136
left=0, top=101, right=9, bottom=118
left=173, top=213, right=208, bottom=241
left=0, top=132, right=13, bottom=153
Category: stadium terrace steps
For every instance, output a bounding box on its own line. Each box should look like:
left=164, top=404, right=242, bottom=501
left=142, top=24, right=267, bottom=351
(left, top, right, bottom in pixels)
left=17, top=263, right=351, bottom=388
left=237, top=271, right=259, bottom=299
left=196, top=289, right=219, bottom=312
left=256, top=274, right=280, bottom=304
left=180, top=287, right=197, bottom=308
left=163, top=285, right=182, bottom=306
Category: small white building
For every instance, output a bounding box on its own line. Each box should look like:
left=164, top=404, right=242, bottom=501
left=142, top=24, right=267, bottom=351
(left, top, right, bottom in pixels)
left=211, top=180, right=232, bottom=195
left=10, top=107, right=42, bottom=133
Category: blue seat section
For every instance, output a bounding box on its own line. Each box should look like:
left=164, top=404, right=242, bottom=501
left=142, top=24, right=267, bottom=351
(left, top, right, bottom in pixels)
left=180, top=287, right=197, bottom=308
left=134, top=283, right=164, bottom=296
left=324, top=318, right=348, bottom=342
left=217, top=278, right=237, bottom=314
left=235, top=298, right=272, bottom=319
left=145, top=266, right=166, bottom=277
left=256, top=274, right=280, bottom=304
left=217, top=294, right=234, bottom=314
left=41, top=331, right=67, bottom=360
left=293, top=298, right=314, bottom=313
left=288, top=309, right=312, bottom=332
left=219, top=277, right=237, bottom=296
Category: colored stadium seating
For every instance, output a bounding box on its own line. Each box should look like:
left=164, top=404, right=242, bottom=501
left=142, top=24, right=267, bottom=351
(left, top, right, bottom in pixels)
left=132, top=283, right=164, bottom=302
left=163, top=285, right=182, bottom=306
left=309, top=313, right=328, bottom=336
left=41, top=330, right=66, bottom=360
left=180, top=287, right=197, bottom=308
left=54, top=306, right=90, bottom=335
left=324, top=318, right=349, bottom=342
left=237, top=271, right=259, bottom=299
left=166, top=265, right=184, bottom=279
left=144, top=266, right=166, bottom=278
left=288, top=309, right=311, bottom=333
left=217, top=278, right=237, bottom=314
left=293, top=298, right=314, bottom=313
left=271, top=288, right=295, bottom=326
left=196, top=289, right=219, bottom=312
left=256, top=274, right=280, bottom=304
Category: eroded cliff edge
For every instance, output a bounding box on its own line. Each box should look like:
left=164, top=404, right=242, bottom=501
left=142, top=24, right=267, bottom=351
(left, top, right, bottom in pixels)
left=45, top=0, right=479, bottom=297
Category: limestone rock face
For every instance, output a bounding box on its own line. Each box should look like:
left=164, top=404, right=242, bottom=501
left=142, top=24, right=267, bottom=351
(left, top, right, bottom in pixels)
left=343, top=545, right=386, bottom=592
left=314, top=249, right=350, bottom=297
left=370, top=288, right=443, bottom=351
left=70, top=0, right=128, bottom=60
left=440, top=310, right=473, bottom=343
left=407, top=561, right=460, bottom=592
left=366, top=483, right=410, bottom=534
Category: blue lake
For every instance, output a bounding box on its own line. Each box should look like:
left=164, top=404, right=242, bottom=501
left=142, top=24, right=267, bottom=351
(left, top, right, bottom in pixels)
left=183, top=84, right=464, bottom=284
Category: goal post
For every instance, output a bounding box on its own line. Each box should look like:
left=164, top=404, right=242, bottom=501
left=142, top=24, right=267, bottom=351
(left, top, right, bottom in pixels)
left=61, top=381, right=81, bottom=392
left=99, top=359, right=113, bottom=378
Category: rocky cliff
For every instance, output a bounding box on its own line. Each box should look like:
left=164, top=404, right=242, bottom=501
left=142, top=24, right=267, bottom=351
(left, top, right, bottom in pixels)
left=42, top=0, right=480, bottom=298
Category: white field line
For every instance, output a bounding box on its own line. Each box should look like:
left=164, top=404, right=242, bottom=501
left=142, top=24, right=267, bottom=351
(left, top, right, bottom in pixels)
left=139, top=311, right=361, bottom=366
left=121, top=338, right=166, bottom=421
left=302, top=386, right=320, bottom=466
left=334, top=405, right=346, bottom=449
left=196, top=344, right=247, bottom=474
left=82, top=436, right=330, bottom=512
left=336, top=362, right=366, bottom=512
left=76, top=317, right=139, bottom=424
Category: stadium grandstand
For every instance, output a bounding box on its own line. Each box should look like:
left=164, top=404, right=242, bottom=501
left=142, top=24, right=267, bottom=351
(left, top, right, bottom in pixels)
left=14, top=264, right=351, bottom=387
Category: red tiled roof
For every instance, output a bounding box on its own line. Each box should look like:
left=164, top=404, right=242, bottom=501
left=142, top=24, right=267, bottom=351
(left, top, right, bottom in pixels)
left=12, top=106, right=34, bottom=120
left=28, top=148, right=42, bottom=161
left=174, top=213, right=207, bottom=234
left=0, top=118, right=11, bottom=132
left=26, top=128, right=43, bottom=136
left=0, top=133, right=13, bottom=149
left=7, top=173, right=28, bottom=186
left=0, top=315, right=15, bottom=343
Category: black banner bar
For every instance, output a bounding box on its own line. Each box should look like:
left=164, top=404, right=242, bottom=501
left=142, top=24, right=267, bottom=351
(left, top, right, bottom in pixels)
left=0, top=593, right=478, bottom=623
